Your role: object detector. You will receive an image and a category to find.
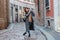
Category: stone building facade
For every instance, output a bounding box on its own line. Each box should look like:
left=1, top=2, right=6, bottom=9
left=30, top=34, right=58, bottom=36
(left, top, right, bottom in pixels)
left=0, top=0, right=9, bottom=30
left=35, top=0, right=46, bottom=26
left=36, top=0, right=60, bottom=32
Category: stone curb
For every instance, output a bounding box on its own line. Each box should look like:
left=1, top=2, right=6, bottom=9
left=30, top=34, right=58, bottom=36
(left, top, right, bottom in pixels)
left=35, top=25, right=55, bottom=40
left=0, top=23, right=14, bottom=35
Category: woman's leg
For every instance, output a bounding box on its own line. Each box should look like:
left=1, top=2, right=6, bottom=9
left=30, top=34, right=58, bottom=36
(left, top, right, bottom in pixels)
left=23, top=22, right=27, bottom=36
left=28, top=30, right=30, bottom=37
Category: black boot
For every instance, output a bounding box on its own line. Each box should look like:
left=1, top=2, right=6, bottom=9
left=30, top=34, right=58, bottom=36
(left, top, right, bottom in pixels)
left=28, top=31, right=31, bottom=37
left=23, top=32, right=26, bottom=36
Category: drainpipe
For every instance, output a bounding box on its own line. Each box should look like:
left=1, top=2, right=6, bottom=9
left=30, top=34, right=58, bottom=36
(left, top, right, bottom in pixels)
left=43, top=0, right=47, bottom=27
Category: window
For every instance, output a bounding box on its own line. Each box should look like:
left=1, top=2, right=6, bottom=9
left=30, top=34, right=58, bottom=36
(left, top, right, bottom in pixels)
left=15, top=8, right=18, bottom=12
left=45, top=0, right=50, bottom=9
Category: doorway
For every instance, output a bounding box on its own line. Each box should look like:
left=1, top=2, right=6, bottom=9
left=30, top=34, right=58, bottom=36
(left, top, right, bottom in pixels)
left=15, top=5, right=18, bottom=23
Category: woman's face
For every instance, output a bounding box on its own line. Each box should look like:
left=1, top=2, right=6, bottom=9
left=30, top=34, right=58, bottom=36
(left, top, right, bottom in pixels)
left=25, top=8, right=29, bottom=12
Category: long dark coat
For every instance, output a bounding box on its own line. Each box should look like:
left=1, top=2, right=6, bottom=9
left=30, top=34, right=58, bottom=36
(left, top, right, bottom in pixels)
left=25, top=13, right=34, bottom=31
left=29, top=18, right=34, bottom=30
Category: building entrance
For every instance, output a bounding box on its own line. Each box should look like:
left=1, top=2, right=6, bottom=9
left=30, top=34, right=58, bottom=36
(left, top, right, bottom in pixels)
left=15, top=5, right=18, bottom=22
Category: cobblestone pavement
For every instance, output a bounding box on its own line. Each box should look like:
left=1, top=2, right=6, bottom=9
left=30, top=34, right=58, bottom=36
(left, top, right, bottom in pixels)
left=0, top=23, right=46, bottom=40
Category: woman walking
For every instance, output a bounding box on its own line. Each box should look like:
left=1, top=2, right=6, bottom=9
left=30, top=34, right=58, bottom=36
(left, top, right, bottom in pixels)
left=23, top=7, right=31, bottom=37
left=23, top=7, right=34, bottom=37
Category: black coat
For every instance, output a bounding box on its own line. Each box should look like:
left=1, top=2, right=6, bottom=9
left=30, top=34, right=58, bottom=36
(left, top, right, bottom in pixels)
left=29, top=19, right=34, bottom=30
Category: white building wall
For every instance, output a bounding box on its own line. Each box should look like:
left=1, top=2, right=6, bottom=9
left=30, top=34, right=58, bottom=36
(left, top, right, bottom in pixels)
left=57, top=0, right=60, bottom=31
left=54, top=0, right=60, bottom=32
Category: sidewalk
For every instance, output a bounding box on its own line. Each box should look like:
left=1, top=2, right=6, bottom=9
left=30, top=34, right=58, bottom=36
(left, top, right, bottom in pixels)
left=0, top=23, right=14, bottom=34
left=0, top=23, right=46, bottom=40
left=43, top=27, right=60, bottom=40
left=35, top=24, right=60, bottom=40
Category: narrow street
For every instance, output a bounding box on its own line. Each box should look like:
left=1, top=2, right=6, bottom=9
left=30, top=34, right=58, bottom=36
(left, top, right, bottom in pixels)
left=0, top=0, right=60, bottom=40
left=0, top=23, right=46, bottom=40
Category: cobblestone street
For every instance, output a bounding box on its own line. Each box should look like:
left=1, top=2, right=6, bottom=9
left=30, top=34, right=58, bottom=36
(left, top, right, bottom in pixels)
left=0, top=0, right=60, bottom=40
left=0, top=23, right=46, bottom=40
